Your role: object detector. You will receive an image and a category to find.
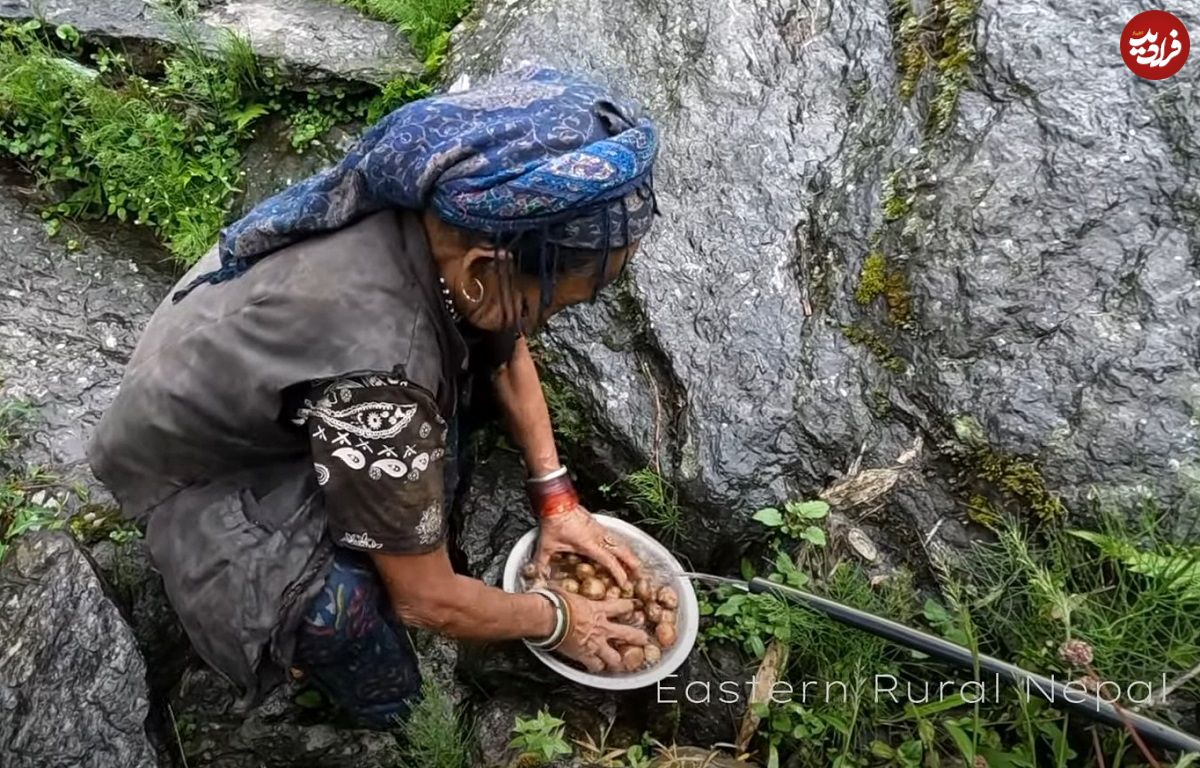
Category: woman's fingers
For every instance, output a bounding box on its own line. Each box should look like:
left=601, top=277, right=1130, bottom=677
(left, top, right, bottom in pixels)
left=532, top=538, right=558, bottom=576
left=594, top=641, right=623, bottom=671
left=580, top=654, right=605, bottom=674
left=587, top=545, right=630, bottom=588
left=598, top=598, right=636, bottom=618
left=605, top=621, right=652, bottom=647
left=611, top=541, right=643, bottom=579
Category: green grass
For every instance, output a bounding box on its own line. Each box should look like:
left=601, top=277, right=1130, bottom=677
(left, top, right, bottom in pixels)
left=0, top=21, right=268, bottom=262
left=701, top=498, right=1200, bottom=767
left=968, top=515, right=1200, bottom=699
left=0, top=467, right=62, bottom=562
left=604, top=467, right=685, bottom=541
left=540, top=372, right=591, bottom=446
left=0, top=1, right=453, bottom=264
left=341, top=0, right=471, bottom=65
left=396, top=679, right=474, bottom=768
left=0, top=397, right=138, bottom=560
left=0, top=400, right=62, bottom=562
left=0, top=400, right=33, bottom=457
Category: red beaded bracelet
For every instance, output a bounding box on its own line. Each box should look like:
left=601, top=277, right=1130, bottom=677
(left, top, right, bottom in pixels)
left=527, top=473, right=579, bottom=519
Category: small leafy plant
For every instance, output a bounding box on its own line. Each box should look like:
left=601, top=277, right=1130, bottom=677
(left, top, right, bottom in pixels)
left=509, top=709, right=572, bottom=765
left=752, top=499, right=829, bottom=546
left=0, top=469, right=63, bottom=562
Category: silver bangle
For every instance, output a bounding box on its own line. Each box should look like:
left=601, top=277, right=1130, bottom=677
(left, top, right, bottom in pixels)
left=526, top=588, right=568, bottom=651
left=527, top=466, right=568, bottom=484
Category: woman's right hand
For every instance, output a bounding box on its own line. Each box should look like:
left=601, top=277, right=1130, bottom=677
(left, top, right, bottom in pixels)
left=552, top=590, right=651, bottom=672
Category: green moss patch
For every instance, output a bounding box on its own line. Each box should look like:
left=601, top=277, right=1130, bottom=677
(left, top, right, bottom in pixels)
left=854, top=247, right=912, bottom=327
left=975, top=449, right=1067, bottom=522
left=841, top=324, right=907, bottom=374
left=951, top=415, right=1067, bottom=523
left=888, top=0, right=978, bottom=136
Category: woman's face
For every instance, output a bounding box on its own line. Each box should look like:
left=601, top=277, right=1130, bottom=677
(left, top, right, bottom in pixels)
left=456, top=242, right=640, bottom=332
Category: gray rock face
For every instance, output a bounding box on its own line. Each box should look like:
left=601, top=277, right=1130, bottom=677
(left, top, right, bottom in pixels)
left=454, top=448, right=538, bottom=583
left=90, top=537, right=192, bottom=697
left=235, top=116, right=362, bottom=218
left=0, top=166, right=169, bottom=484
left=0, top=0, right=421, bottom=88
left=446, top=0, right=1200, bottom=561
left=0, top=531, right=156, bottom=768
left=170, top=666, right=403, bottom=768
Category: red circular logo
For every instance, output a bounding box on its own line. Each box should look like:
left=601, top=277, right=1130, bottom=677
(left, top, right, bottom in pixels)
left=1121, top=10, right=1190, bottom=80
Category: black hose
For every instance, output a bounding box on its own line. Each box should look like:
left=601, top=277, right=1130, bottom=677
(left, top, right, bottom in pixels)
left=745, top=577, right=1200, bottom=755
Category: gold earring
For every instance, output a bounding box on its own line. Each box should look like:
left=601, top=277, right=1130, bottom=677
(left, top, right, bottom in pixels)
left=462, top=277, right=484, bottom=303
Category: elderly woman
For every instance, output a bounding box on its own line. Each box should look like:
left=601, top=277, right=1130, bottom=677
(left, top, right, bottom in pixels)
left=88, top=67, right=659, bottom=727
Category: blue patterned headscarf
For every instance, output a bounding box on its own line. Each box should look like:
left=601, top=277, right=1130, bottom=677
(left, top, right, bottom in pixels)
left=174, top=66, right=659, bottom=302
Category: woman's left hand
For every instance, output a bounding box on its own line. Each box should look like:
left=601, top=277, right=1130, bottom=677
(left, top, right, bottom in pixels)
left=533, top=504, right=642, bottom=588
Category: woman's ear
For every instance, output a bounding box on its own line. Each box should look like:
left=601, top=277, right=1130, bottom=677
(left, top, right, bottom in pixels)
left=456, top=244, right=522, bottom=330
left=461, top=244, right=509, bottom=294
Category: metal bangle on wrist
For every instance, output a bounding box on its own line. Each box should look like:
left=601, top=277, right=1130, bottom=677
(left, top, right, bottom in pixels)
left=527, top=465, right=568, bottom=484
left=526, top=466, right=579, bottom=519
left=526, top=588, right=569, bottom=651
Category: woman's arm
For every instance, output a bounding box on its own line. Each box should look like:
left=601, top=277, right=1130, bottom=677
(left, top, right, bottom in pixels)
left=491, top=335, right=560, bottom=476
left=372, top=545, right=650, bottom=671
left=372, top=546, right=555, bottom=640
left=490, top=336, right=643, bottom=586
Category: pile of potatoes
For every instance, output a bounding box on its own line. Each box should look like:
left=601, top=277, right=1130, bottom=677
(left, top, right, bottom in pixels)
left=521, top=553, right=679, bottom=673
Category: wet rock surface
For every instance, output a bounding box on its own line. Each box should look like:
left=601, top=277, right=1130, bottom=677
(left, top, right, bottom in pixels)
left=454, top=447, right=538, bottom=583
left=447, top=0, right=1200, bottom=562
left=169, top=666, right=403, bottom=768
left=0, top=0, right=421, bottom=88
left=0, top=166, right=170, bottom=486
left=0, top=531, right=156, bottom=768
left=234, top=116, right=362, bottom=218
left=91, top=537, right=192, bottom=698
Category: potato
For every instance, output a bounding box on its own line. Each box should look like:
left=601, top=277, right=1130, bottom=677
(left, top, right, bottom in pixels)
left=560, top=577, right=580, bottom=594
left=581, top=577, right=606, bottom=600
left=655, top=622, right=677, bottom=648
left=644, top=602, right=664, bottom=623
left=521, top=562, right=539, bottom=579
left=643, top=643, right=662, bottom=664
left=634, top=578, right=654, bottom=602
left=626, top=610, right=646, bottom=628
left=599, top=572, right=615, bottom=589
left=574, top=562, right=596, bottom=579
left=620, top=583, right=635, bottom=599
left=657, top=586, right=679, bottom=609
left=660, top=609, right=676, bottom=626
left=621, top=645, right=646, bottom=672
left=605, top=585, right=622, bottom=600
left=565, top=553, right=581, bottom=565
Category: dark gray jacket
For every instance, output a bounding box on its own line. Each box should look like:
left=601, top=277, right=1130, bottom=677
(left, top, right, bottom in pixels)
left=89, top=210, right=466, bottom=700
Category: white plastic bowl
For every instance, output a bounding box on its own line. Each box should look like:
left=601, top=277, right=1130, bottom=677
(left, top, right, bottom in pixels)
left=502, top=514, right=699, bottom=690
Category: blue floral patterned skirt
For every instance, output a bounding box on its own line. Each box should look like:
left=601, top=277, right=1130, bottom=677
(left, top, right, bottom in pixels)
left=293, top=549, right=422, bottom=729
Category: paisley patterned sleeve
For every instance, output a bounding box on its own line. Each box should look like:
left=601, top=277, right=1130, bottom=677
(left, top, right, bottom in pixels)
left=299, top=374, right=449, bottom=554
